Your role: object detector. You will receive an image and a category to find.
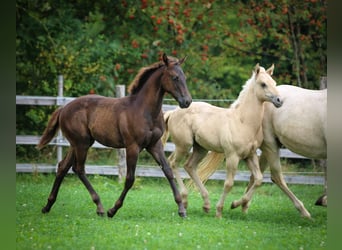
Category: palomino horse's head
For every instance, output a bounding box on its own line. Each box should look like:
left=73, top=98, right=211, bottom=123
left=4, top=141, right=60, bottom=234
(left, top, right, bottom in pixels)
left=161, top=53, right=192, bottom=108
left=253, top=63, right=283, bottom=108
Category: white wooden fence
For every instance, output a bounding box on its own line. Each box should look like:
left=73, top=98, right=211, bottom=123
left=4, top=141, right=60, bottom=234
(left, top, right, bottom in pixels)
left=16, top=77, right=324, bottom=185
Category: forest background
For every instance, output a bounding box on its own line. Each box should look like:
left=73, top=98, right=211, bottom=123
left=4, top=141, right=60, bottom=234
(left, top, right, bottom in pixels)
left=16, top=0, right=327, bottom=160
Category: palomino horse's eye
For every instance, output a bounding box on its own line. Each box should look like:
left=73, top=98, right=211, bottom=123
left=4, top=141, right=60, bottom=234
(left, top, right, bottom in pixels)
left=261, top=82, right=267, bottom=88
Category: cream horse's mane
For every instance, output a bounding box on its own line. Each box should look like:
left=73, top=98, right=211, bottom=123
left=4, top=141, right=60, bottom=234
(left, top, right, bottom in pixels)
left=230, top=66, right=267, bottom=108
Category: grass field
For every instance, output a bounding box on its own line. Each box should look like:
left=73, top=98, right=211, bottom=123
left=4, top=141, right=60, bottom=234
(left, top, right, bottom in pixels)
left=16, top=173, right=327, bottom=249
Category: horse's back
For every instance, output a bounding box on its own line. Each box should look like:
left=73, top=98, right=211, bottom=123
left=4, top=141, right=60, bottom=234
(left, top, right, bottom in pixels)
left=59, top=95, right=129, bottom=148
left=264, top=85, right=326, bottom=159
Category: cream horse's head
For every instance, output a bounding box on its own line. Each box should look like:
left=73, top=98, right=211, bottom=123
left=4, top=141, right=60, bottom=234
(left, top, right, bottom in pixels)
left=253, top=63, right=283, bottom=108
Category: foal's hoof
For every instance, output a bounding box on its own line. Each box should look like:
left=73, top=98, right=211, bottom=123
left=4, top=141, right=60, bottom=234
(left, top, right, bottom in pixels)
left=230, top=201, right=239, bottom=209
left=107, top=210, right=114, bottom=218
left=178, top=211, right=187, bottom=218
left=203, top=206, right=210, bottom=213
left=41, top=206, right=50, bottom=214
left=97, top=211, right=105, bottom=217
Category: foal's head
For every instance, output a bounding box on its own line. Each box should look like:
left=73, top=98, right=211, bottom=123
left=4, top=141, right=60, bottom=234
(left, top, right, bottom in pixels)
left=160, top=53, right=192, bottom=108
left=253, top=63, right=283, bottom=108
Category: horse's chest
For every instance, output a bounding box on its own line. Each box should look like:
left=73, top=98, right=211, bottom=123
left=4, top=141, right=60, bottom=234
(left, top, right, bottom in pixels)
left=139, top=119, right=163, bottom=144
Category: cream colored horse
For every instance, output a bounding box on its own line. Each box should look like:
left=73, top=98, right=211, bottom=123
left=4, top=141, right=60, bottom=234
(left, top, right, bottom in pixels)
left=162, top=64, right=282, bottom=217
left=197, top=85, right=327, bottom=218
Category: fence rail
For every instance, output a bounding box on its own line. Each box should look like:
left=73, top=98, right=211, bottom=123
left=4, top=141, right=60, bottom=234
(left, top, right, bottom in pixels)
left=16, top=91, right=323, bottom=185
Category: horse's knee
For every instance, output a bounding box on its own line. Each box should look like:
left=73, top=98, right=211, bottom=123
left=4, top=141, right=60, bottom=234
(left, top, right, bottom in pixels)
left=124, top=175, right=135, bottom=189
left=254, top=177, right=263, bottom=187
left=183, top=163, right=193, bottom=173
left=224, top=180, right=234, bottom=191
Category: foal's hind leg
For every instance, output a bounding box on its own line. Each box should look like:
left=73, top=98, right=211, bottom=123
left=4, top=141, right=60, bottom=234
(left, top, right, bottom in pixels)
left=73, top=145, right=105, bottom=216
left=42, top=149, right=74, bottom=213
left=168, top=146, right=190, bottom=208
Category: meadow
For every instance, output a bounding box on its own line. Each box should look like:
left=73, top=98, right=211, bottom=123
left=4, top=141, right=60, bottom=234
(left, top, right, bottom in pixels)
left=16, top=173, right=327, bottom=250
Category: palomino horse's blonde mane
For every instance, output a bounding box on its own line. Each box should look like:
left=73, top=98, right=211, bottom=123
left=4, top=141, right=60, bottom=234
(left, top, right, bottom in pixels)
left=127, top=56, right=180, bottom=95
left=231, top=65, right=266, bottom=108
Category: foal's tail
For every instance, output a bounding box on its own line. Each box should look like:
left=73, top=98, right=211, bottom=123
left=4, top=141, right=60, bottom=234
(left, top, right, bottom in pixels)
left=189, top=152, right=225, bottom=187
left=36, top=108, right=62, bottom=150
left=161, top=109, right=174, bottom=146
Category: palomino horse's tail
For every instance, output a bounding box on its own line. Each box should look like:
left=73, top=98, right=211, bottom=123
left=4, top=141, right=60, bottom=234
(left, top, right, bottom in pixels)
left=36, top=108, right=62, bottom=150
left=161, top=109, right=174, bottom=146
left=188, top=152, right=225, bottom=188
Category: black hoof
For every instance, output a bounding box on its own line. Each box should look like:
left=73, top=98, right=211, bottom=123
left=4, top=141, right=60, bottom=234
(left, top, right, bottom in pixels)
left=41, top=207, right=50, bottom=214
left=107, top=210, right=114, bottom=218
left=97, top=211, right=105, bottom=217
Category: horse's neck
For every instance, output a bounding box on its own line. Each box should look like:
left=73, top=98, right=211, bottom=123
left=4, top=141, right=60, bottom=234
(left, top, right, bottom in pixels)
left=235, top=90, right=264, bottom=132
left=134, top=69, right=164, bottom=117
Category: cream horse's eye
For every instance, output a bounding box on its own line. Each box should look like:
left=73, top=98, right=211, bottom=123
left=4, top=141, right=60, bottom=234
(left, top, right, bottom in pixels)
left=261, top=82, right=266, bottom=88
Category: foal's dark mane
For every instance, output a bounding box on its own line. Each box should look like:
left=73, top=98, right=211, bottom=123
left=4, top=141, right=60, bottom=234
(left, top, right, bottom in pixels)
left=127, top=56, right=180, bottom=95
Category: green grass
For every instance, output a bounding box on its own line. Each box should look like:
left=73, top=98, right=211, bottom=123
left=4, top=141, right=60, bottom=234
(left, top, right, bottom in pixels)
left=16, top=173, right=327, bottom=249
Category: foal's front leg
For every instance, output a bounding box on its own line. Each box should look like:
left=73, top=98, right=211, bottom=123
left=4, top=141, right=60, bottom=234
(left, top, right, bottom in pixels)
left=231, top=153, right=263, bottom=212
left=147, top=140, right=187, bottom=218
left=216, top=155, right=239, bottom=218
left=107, top=145, right=139, bottom=218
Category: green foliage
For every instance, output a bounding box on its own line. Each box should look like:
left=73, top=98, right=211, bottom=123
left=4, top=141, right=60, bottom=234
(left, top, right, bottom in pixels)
left=16, top=0, right=327, bottom=158
left=16, top=174, right=327, bottom=249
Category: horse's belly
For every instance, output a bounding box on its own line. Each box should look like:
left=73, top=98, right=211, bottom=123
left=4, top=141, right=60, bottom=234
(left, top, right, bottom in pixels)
left=95, top=136, right=125, bottom=149
left=278, top=136, right=326, bottom=159
left=195, top=134, right=224, bottom=153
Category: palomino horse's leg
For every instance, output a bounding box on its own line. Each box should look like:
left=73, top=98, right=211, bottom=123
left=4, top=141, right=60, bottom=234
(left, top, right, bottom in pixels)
left=73, top=146, right=105, bottom=216
left=264, top=147, right=311, bottom=218
left=168, top=147, right=190, bottom=208
left=216, top=154, right=239, bottom=218
left=239, top=151, right=270, bottom=213
left=315, top=159, right=327, bottom=207
left=183, top=143, right=210, bottom=212
left=107, top=145, right=139, bottom=218
left=146, top=140, right=187, bottom=218
left=42, top=149, right=74, bottom=213
left=231, top=153, right=263, bottom=212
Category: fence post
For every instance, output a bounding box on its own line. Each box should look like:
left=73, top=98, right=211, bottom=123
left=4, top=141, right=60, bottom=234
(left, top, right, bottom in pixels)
left=320, top=76, right=327, bottom=89
left=116, top=85, right=127, bottom=182
left=56, top=75, right=64, bottom=168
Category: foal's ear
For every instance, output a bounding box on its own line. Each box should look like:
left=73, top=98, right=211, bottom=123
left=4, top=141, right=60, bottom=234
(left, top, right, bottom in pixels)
left=266, top=64, right=275, bottom=76
left=162, top=53, right=169, bottom=66
left=254, top=63, right=260, bottom=75
left=179, top=56, right=187, bottom=65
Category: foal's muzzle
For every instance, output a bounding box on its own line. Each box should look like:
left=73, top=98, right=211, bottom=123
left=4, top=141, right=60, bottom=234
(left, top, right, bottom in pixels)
left=178, top=97, right=192, bottom=108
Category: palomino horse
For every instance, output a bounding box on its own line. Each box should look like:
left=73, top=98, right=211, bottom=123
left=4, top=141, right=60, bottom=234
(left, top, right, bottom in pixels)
left=37, top=54, right=192, bottom=218
left=162, top=64, right=282, bottom=217
left=197, top=85, right=327, bottom=218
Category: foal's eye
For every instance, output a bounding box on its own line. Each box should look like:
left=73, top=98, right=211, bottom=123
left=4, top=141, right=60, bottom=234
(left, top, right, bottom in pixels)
left=261, top=82, right=267, bottom=88
left=172, top=76, right=179, bottom=81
